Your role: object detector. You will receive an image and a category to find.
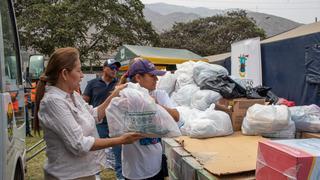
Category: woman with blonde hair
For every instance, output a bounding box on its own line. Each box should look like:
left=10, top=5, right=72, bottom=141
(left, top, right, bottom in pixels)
left=34, top=47, right=143, bottom=180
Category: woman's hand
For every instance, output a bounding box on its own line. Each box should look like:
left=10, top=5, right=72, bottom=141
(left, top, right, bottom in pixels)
left=117, top=72, right=129, bottom=85
left=111, top=83, right=127, bottom=97
left=119, top=132, right=145, bottom=144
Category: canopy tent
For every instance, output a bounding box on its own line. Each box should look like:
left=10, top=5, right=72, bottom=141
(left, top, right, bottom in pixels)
left=114, top=45, right=207, bottom=70
left=206, top=22, right=320, bottom=106
left=205, top=52, right=231, bottom=67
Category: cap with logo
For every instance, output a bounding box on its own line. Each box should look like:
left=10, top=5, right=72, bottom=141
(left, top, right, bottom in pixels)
left=128, top=59, right=166, bottom=78
left=103, top=58, right=121, bottom=68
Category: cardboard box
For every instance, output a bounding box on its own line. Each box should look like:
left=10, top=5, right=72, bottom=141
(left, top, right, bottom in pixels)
left=197, top=169, right=255, bottom=180
left=176, top=132, right=266, bottom=176
left=162, top=138, right=181, bottom=162
left=170, top=147, right=191, bottom=179
left=296, top=132, right=320, bottom=139
left=215, top=98, right=265, bottom=131
left=256, top=139, right=320, bottom=180
left=301, top=132, right=320, bottom=139
left=168, top=169, right=178, bottom=180
left=181, top=156, right=203, bottom=180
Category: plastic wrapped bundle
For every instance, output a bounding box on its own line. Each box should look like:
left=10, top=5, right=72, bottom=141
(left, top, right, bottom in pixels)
left=242, top=104, right=290, bottom=135
left=171, top=84, right=199, bottom=106
left=106, top=83, right=181, bottom=138
left=190, top=89, right=222, bottom=111
left=157, top=72, right=177, bottom=95
left=178, top=104, right=233, bottom=138
left=262, top=120, right=296, bottom=139
left=193, top=61, right=228, bottom=86
left=290, top=104, right=320, bottom=132
left=174, top=61, right=196, bottom=91
left=175, top=73, right=195, bottom=92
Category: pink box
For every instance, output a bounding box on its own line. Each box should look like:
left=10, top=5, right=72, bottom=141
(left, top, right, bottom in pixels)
left=256, top=139, right=320, bottom=180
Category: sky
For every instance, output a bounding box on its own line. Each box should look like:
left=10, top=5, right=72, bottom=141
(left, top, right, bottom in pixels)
left=140, top=0, right=320, bottom=24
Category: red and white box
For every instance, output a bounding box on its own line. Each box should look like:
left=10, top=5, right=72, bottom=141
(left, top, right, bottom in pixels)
left=256, top=139, right=320, bottom=180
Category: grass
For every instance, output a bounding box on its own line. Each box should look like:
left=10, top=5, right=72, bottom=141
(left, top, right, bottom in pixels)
left=25, top=132, right=116, bottom=180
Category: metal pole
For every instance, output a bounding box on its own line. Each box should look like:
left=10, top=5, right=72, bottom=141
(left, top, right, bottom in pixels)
left=27, top=139, right=44, bottom=153
left=26, top=146, right=46, bottom=162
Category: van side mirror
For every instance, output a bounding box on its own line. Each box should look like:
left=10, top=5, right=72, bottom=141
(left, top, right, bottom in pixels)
left=28, top=55, right=44, bottom=80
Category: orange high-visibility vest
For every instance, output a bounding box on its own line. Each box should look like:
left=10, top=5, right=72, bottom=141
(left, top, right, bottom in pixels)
left=31, top=82, right=37, bottom=102
left=12, top=99, right=19, bottom=112
left=9, top=92, right=18, bottom=112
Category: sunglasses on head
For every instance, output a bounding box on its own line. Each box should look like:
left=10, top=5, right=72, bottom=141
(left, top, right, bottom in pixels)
left=109, top=64, right=119, bottom=71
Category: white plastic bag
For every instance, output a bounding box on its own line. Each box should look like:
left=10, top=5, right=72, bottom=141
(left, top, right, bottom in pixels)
left=242, top=104, right=290, bottom=135
left=175, top=73, right=195, bottom=92
left=262, top=120, right=296, bottom=139
left=157, top=72, right=177, bottom=95
left=174, top=61, right=196, bottom=91
left=175, top=61, right=196, bottom=77
left=193, top=61, right=229, bottom=86
left=178, top=105, right=233, bottom=138
left=171, top=84, right=199, bottom=106
left=106, top=83, right=181, bottom=138
left=190, top=90, right=222, bottom=111
left=290, top=104, right=320, bottom=132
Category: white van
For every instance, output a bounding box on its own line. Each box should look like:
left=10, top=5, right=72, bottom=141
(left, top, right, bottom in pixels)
left=0, top=0, right=26, bottom=179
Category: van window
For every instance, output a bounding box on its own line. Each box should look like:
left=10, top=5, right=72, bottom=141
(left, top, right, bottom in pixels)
left=1, top=0, right=25, bottom=129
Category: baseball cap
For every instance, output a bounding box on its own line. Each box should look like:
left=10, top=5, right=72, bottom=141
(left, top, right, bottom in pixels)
left=103, top=58, right=121, bottom=68
left=128, top=59, right=166, bottom=78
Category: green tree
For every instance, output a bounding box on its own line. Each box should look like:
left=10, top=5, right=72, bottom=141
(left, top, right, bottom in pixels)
left=159, top=10, right=266, bottom=56
left=14, top=0, right=159, bottom=65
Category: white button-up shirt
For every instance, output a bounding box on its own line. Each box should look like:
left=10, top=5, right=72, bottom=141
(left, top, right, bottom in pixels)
left=38, top=86, right=105, bottom=179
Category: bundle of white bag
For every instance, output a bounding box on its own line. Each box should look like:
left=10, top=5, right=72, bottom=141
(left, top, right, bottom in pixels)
left=242, top=104, right=296, bottom=138
left=289, top=104, right=320, bottom=132
left=156, top=61, right=232, bottom=138
left=106, top=83, right=181, bottom=138
left=177, top=104, right=233, bottom=138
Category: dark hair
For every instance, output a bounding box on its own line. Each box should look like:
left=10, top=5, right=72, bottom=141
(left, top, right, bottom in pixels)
left=34, top=47, right=80, bottom=133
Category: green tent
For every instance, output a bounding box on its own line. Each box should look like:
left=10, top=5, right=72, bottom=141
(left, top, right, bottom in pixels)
left=115, top=45, right=207, bottom=70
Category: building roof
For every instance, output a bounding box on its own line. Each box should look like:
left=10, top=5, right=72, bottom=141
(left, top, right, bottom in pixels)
left=116, top=45, right=206, bottom=65
left=206, top=21, right=320, bottom=62
left=262, top=21, right=320, bottom=44
left=205, top=52, right=231, bottom=63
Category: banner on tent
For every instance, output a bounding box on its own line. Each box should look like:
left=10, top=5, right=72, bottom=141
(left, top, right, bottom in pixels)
left=231, top=37, right=262, bottom=88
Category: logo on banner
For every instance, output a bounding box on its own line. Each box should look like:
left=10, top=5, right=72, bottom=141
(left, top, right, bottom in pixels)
left=238, top=54, right=249, bottom=77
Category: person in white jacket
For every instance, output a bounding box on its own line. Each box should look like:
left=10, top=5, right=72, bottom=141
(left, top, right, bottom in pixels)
left=34, top=47, right=143, bottom=180
left=120, top=58, right=183, bottom=180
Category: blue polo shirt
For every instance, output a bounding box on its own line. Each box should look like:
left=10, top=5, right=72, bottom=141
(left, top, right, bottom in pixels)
left=83, top=77, right=118, bottom=138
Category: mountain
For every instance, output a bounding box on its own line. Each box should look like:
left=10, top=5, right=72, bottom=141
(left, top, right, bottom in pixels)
left=143, top=3, right=302, bottom=37
left=246, top=11, right=302, bottom=37
left=145, top=3, right=223, bottom=17
left=143, top=8, right=200, bottom=33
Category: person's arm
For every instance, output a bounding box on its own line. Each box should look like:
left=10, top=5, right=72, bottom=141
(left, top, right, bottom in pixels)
left=96, top=84, right=127, bottom=120
left=161, top=105, right=180, bottom=122
left=82, top=95, right=90, bottom=103
left=152, top=90, right=179, bottom=122
left=90, top=132, right=144, bottom=151
left=117, top=72, right=128, bottom=85
left=82, top=81, right=92, bottom=103
left=40, top=95, right=142, bottom=155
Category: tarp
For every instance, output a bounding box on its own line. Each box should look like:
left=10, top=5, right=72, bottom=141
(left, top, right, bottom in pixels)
left=261, top=32, right=320, bottom=106
left=208, top=22, right=320, bottom=106
left=115, top=45, right=207, bottom=70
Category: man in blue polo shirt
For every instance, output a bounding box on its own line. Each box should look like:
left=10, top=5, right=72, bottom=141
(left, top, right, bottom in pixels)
left=83, top=58, right=123, bottom=180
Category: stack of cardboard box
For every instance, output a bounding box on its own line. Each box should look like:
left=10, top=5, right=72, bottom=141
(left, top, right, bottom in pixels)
left=215, top=98, right=265, bottom=131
